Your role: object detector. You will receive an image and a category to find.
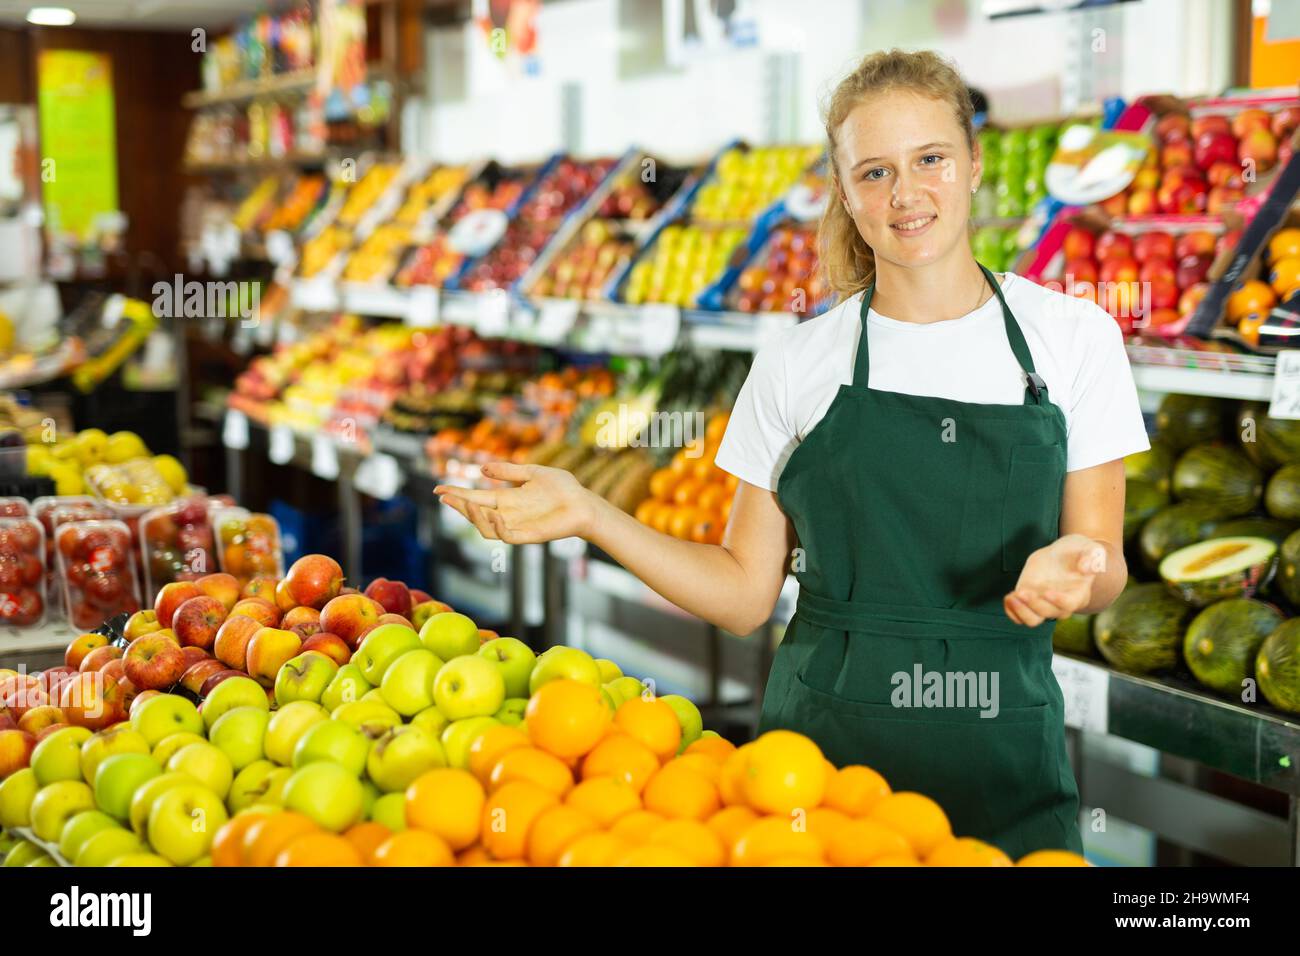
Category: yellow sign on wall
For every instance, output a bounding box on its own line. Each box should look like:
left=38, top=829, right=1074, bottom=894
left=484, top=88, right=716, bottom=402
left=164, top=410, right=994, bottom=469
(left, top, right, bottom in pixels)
left=37, top=50, right=120, bottom=241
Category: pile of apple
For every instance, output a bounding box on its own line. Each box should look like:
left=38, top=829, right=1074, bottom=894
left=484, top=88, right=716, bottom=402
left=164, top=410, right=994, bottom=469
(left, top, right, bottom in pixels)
left=731, top=225, right=825, bottom=314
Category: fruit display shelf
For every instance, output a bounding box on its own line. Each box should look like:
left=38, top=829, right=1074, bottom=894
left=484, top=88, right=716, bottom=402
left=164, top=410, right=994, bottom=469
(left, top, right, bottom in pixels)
left=0, top=620, right=85, bottom=672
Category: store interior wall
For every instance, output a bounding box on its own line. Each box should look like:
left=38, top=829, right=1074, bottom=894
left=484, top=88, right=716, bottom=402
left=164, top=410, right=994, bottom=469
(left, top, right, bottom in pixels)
left=418, top=0, right=1234, bottom=164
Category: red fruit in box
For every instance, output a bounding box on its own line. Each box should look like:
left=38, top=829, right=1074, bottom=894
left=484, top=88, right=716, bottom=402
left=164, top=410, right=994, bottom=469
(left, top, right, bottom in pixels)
left=1232, top=109, right=1272, bottom=139
left=1205, top=160, right=1244, bottom=189
left=1127, top=189, right=1158, bottom=216
left=1063, top=258, right=1098, bottom=287
left=1160, top=141, right=1193, bottom=170
left=1272, top=106, right=1300, bottom=140
left=1094, top=232, right=1133, bottom=263
left=9, top=589, right=43, bottom=626
left=1155, top=113, right=1191, bottom=143
left=1238, top=128, right=1278, bottom=173
left=1194, top=130, right=1238, bottom=170
left=19, top=552, right=41, bottom=586
left=1175, top=231, right=1217, bottom=259
left=1191, top=115, right=1231, bottom=140
left=1216, top=230, right=1242, bottom=260
left=1099, top=256, right=1139, bottom=285
left=1138, top=257, right=1175, bottom=284
left=365, top=578, right=412, bottom=617
left=1149, top=276, right=1180, bottom=311
left=1207, top=186, right=1244, bottom=216
left=1179, top=282, right=1210, bottom=316
left=0, top=559, right=20, bottom=589
left=1176, top=254, right=1212, bottom=290
left=1150, top=307, right=1188, bottom=336
left=1133, top=232, right=1175, bottom=263
left=284, top=554, right=345, bottom=609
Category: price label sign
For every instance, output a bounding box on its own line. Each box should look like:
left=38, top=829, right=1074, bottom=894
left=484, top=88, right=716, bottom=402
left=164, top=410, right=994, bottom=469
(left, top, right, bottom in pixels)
left=355, top=452, right=403, bottom=500
left=266, top=230, right=296, bottom=267
left=534, top=299, right=579, bottom=345
left=635, top=304, right=681, bottom=356
left=477, top=292, right=512, bottom=338
left=1269, top=351, right=1300, bottom=420
left=268, top=425, right=296, bottom=465
left=223, top=410, right=250, bottom=450
left=1051, top=655, right=1109, bottom=734
left=311, top=434, right=340, bottom=480
left=408, top=286, right=440, bottom=328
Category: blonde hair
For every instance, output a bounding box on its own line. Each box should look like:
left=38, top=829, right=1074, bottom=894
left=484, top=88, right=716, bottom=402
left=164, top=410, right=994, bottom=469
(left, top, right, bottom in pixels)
left=819, top=49, right=976, bottom=300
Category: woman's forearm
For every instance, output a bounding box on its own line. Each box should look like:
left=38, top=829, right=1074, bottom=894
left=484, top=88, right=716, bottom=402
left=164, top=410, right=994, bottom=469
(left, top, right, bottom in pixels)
left=1078, top=537, right=1127, bottom=615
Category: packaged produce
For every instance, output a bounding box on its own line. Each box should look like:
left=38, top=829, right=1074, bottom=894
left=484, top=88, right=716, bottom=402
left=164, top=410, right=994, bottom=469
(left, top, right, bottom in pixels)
left=54, top=519, right=141, bottom=630
left=215, top=509, right=284, bottom=584
left=0, top=516, right=46, bottom=626
left=0, top=496, right=28, bottom=517
left=85, top=457, right=185, bottom=508
left=141, top=496, right=218, bottom=597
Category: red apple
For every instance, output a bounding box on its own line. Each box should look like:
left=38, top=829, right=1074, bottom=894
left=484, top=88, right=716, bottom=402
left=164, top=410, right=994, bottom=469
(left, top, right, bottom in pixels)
left=1138, top=257, right=1175, bottom=284
left=1179, top=282, right=1210, bottom=316
left=1238, top=128, right=1278, bottom=173
left=153, top=581, right=203, bottom=629
left=0, top=712, right=15, bottom=732
left=213, top=614, right=262, bottom=671
left=1175, top=231, right=1217, bottom=259
left=1160, top=141, right=1193, bottom=170
left=1232, top=108, right=1272, bottom=139
left=245, top=627, right=302, bottom=687
left=38, top=666, right=78, bottom=698
left=282, top=606, right=321, bottom=640
left=196, top=573, right=241, bottom=612
left=1206, top=160, right=1244, bottom=189
left=123, top=633, right=188, bottom=691
left=241, top=575, right=279, bottom=602
left=229, top=597, right=281, bottom=629
left=1207, top=185, right=1244, bottom=215
left=1149, top=276, right=1180, bottom=310
left=1094, top=232, right=1133, bottom=263
left=409, top=589, right=433, bottom=605
left=17, top=704, right=65, bottom=736
left=65, top=633, right=109, bottom=670
left=1191, top=114, right=1231, bottom=140
left=1099, top=256, right=1139, bottom=285
left=0, top=728, right=36, bottom=778
left=283, top=554, right=344, bottom=610
left=1133, top=231, right=1175, bottom=263
left=319, top=594, right=384, bottom=649
left=1176, top=253, right=1212, bottom=289
left=1271, top=106, right=1300, bottom=141
left=1061, top=227, right=1095, bottom=261
left=58, top=671, right=126, bottom=731
left=1194, top=130, right=1238, bottom=171
left=79, top=645, right=123, bottom=674
left=172, top=595, right=227, bottom=650
left=179, top=646, right=210, bottom=669
left=1155, top=112, right=1191, bottom=143
left=179, top=659, right=227, bottom=697
left=299, top=632, right=351, bottom=667
left=365, top=578, right=412, bottom=618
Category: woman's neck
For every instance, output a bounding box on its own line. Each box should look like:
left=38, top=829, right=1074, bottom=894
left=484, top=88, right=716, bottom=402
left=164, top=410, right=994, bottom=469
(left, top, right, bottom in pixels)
left=869, top=253, right=994, bottom=325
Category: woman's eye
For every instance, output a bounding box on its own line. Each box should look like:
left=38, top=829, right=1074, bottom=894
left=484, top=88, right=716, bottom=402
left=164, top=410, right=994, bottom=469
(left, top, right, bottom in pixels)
left=921, top=154, right=944, bottom=166
left=864, top=167, right=888, bottom=181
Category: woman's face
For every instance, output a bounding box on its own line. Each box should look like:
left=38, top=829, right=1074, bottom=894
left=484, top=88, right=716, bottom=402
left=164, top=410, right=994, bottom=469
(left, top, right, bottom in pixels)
left=834, top=89, right=980, bottom=272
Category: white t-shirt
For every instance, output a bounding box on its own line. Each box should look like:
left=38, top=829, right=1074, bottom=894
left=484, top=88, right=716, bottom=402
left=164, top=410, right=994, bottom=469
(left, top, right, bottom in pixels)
left=715, top=272, right=1151, bottom=493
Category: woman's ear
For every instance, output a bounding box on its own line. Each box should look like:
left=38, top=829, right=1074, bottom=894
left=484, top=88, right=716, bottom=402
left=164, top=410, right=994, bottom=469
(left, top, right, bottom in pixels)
left=970, top=138, right=983, bottom=193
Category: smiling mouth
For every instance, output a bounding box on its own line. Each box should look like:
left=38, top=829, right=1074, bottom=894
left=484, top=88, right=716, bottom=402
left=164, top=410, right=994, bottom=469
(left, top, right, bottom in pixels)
left=891, top=215, right=936, bottom=232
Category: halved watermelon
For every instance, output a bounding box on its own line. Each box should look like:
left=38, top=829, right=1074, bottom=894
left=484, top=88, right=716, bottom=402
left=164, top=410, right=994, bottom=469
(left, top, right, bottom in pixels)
left=1139, top=502, right=1232, bottom=572
left=1159, top=536, right=1277, bottom=606
left=1257, top=620, right=1300, bottom=714
left=1183, top=598, right=1284, bottom=696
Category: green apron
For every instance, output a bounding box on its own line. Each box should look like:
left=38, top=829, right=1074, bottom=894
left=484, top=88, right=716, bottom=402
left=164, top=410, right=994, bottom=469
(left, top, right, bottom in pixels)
left=759, top=265, right=1083, bottom=858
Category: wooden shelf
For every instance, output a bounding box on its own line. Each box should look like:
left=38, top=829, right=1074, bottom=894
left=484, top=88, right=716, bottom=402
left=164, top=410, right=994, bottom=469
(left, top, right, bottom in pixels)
left=182, top=69, right=317, bottom=110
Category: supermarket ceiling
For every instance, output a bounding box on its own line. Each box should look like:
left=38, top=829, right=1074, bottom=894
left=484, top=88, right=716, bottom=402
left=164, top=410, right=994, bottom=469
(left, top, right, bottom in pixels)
left=0, top=0, right=266, bottom=29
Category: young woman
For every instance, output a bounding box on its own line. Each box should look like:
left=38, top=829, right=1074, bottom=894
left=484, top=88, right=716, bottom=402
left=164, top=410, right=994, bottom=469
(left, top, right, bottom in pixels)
left=435, top=49, right=1150, bottom=857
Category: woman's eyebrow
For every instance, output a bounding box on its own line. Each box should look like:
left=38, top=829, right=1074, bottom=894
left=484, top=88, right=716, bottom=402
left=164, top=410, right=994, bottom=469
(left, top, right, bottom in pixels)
left=849, top=142, right=957, bottom=170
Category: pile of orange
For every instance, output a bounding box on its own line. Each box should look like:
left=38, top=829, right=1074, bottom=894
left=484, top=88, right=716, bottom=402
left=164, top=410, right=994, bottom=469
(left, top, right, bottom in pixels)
left=634, top=412, right=737, bottom=544
left=210, top=678, right=1091, bottom=867
left=1232, top=226, right=1300, bottom=346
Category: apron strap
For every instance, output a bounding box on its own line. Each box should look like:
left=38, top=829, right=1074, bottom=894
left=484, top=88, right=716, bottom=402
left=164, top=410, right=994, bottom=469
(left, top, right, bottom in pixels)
left=852, top=264, right=1048, bottom=404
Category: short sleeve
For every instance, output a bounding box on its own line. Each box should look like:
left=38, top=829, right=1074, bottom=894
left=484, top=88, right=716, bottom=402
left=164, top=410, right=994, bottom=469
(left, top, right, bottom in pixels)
left=714, top=339, right=799, bottom=492
left=1065, top=306, right=1151, bottom=472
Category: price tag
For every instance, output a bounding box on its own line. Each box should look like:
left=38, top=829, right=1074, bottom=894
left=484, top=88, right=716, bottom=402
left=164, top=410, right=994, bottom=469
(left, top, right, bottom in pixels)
left=1051, top=655, right=1109, bottom=734
left=223, top=410, right=250, bottom=450
left=635, top=304, right=681, bottom=356
left=310, top=434, right=340, bottom=480
left=782, top=182, right=828, bottom=222
left=476, top=292, right=512, bottom=338
left=534, top=299, right=579, bottom=344
left=355, top=452, right=403, bottom=500
left=268, top=425, right=296, bottom=465
left=102, top=295, right=126, bottom=329
left=408, top=286, right=440, bottom=328
left=266, top=230, right=296, bottom=267
left=447, top=209, right=509, bottom=257
left=1269, top=351, right=1300, bottom=420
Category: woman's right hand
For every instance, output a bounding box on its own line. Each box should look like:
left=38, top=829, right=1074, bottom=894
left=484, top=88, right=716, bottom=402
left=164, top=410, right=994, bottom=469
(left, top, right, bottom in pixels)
left=434, top=461, right=600, bottom=545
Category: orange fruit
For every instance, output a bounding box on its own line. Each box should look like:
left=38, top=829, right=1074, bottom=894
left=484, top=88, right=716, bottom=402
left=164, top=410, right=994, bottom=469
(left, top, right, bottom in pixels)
left=608, top=809, right=667, bottom=843
left=1237, top=313, right=1265, bottom=346
left=824, top=765, right=891, bottom=816
left=671, top=480, right=705, bottom=508
left=648, top=470, right=678, bottom=501
left=212, top=812, right=270, bottom=867
left=634, top=499, right=659, bottom=526
left=372, top=829, right=455, bottom=867
left=525, top=679, right=611, bottom=759
left=722, top=472, right=739, bottom=493
left=721, top=497, right=734, bottom=522
left=456, top=845, right=491, bottom=866
left=688, top=512, right=723, bottom=544
left=1269, top=227, right=1300, bottom=262
left=730, top=816, right=825, bottom=866
left=670, top=752, right=721, bottom=783
left=685, top=735, right=737, bottom=762
left=1226, top=279, right=1276, bottom=323
left=869, top=792, right=952, bottom=857
left=717, top=743, right=754, bottom=806
left=806, top=807, right=852, bottom=844
left=705, top=412, right=729, bottom=445
left=669, top=449, right=693, bottom=474
left=343, top=822, right=392, bottom=864
left=868, top=854, right=922, bottom=867
left=613, top=844, right=697, bottom=866
left=646, top=819, right=726, bottom=867
left=467, top=725, right=532, bottom=783
left=825, top=817, right=913, bottom=867
left=1270, top=256, right=1300, bottom=297
left=926, top=836, right=1013, bottom=867
left=526, top=804, right=598, bottom=867
left=489, top=746, right=574, bottom=796
left=274, top=832, right=364, bottom=867
left=1017, top=850, right=1091, bottom=867
left=668, top=507, right=702, bottom=539
left=557, top=832, right=630, bottom=867
left=242, top=813, right=320, bottom=868
left=650, top=506, right=675, bottom=535
left=406, top=768, right=486, bottom=851
left=564, top=777, right=642, bottom=826
left=741, top=730, right=827, bottom=815
left=642, top=764, right=721, bottom=820
left=613, top=697, right=681, bottom=761
left=707, top=805, right=759, bottom=850
left=581, top=731, right=660, bottom=792
left=765, top=856, right=828, bottom=867
left=697, top=484, right=727, bottom=512
left=481, top=781, right=558, bottom=860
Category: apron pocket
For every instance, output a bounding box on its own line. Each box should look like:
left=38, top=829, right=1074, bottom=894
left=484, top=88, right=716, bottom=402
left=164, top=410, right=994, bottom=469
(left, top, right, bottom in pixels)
left=1001, top=443, right=1065, bottom=573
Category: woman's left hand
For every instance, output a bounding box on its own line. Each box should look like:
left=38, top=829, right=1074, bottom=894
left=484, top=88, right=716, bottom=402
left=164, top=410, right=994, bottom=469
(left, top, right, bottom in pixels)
left=1005, top=533, right=1107, bottom=627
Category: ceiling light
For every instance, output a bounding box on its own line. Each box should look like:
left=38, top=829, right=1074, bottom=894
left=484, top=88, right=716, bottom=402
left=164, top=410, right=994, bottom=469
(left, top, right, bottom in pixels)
left=26, top=7, right=77, bottom=26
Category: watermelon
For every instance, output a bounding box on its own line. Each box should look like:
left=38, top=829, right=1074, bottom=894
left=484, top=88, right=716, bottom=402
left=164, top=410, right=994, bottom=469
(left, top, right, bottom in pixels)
left=1183, top=598, right=1284, bottom=695
left=1095, top=583, right=1194, bottom=674
left=1158, top=536, right=1277, bottom=606
left=1265, top=463, right=1300, bottom=520
left=1052, top=614, right=1094, bottom=656
left=1206, top=517, right=1297, bottom=545
left=1124, top=480, right=1168, bottom=542
left=1246, top=404, right=1300, bottom=467
left=1171, top=443, right=1262, bottom=516
left=1139, top=502, right=1231, bottom=572
left=1277, top=529, right=1300, bottom=607
left=1124, top=443, right=1175, bottom=495
left=1257, top=619, right=1300, bottom=713
left=1155, top=394, right=1227, bottom=451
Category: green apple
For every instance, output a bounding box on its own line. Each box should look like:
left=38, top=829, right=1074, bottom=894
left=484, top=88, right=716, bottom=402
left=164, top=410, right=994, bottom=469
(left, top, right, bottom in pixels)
left=274, top=652, right=339, bottom=707
left=594, top=658, right=623, bottom=683
left=292, top=719, right=370, bottom=777
left=0, top=832, right=14, bottom=857
left=106, top=853, right=172, bottom=866
left=28, top=856, right=59, bottom=866
left=379, top=648, right=443, bottom=716
left=190, top=855, right=211, bottom=867
left=128, top=771, right=192, bottom=836
left=604, top=676, right=648, bottom=708
left=30, top=780, right=95, bottom=842
left=201, top=675, right=269, bottom=730
left=659, top=695, right=704, bottom=752
left=131, top=694, right=204, bottom=748
left=439, top=716, right=499, bottom=770
left=478, top=637, right=537, bottom=698
left=31, top=725, right=93, bottom=785
left=208, top=706, right=270, bottom=771
left=433, top=655, right=505, bottom=721
left=79, top=725, right=150, bottom=785
left=75, top=827, right=145, bottom=867
left=281, top=761, right=364, bottom=832
left=410, top=705, right=449, bottom=739
left=264, top=700, right=329, bottom=766
left=366, top=725, right=446, bottom=792
left=147, top=780, right=228, bottom=865
left=167, top=742, right=234, bottom=799
left=419, top=612, right=480, bottom=660
left=227, top=760, right=278, bottom=812
left=700, top=729, right=721, bottom=740
left=370, top=791, right=406, bottom=831
left=353, top=624, right=422, bottom=684
left=93, top=753, right=162, bottom=821
left=330, top=699, right=402, bottom=734
left=0, top=767, right=38, bottom=828
left=361, top=688, right=389, bottom=705
left=528, top=646, right=601, bottom=694
left=59, top=809, right=118, bottom=862
left=321, top=663, right=372, bottom=711
left=494, top=698, right=528, bottom=727
left=151, top=731, right=206, bottom=768
left=3, top=841, right=47, bottom=867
